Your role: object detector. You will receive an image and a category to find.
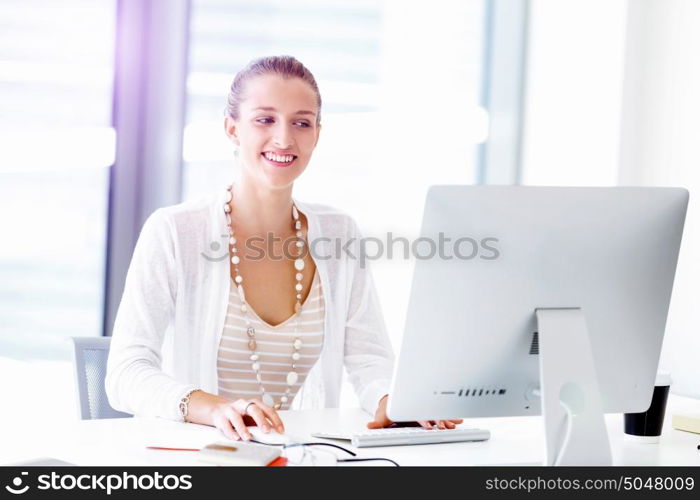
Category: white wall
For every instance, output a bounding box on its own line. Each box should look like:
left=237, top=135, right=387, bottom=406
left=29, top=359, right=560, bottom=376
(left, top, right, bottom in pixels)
left=521, top=0, right=700, bottom=397
left=618, top=0, right=700, bottom=398
left=521, top=0, right=628, bottom=186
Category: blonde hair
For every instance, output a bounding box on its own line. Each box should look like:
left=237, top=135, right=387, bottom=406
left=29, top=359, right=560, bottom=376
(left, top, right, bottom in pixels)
left=225, top=55, right=322, bottom=124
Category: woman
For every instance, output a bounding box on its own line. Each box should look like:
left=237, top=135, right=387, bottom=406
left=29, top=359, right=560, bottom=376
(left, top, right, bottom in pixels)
left=105, top=55, right=461, bottom=441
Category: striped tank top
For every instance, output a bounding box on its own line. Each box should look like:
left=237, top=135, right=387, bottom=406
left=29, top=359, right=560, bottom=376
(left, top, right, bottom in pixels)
left=216, top=270, right=325, bottom=410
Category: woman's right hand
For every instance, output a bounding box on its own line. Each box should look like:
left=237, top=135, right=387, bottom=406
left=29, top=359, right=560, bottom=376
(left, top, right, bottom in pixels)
left=186, top=392, right=285, bottom=441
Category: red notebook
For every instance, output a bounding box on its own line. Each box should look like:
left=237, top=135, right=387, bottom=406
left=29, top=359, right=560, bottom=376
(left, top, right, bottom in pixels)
left=267, top=456, right=288, bottom=467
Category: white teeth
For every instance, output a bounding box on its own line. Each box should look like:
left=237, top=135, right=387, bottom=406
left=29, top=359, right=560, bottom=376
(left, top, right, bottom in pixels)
left=264, top=152, right=294, bottom=163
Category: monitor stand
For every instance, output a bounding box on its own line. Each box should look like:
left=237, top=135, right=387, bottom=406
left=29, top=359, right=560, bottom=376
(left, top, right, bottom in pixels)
left=535, top=308, right=613, bottom=465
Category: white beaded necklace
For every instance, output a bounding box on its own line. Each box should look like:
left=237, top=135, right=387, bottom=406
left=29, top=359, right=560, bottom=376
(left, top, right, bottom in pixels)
left=224, top=184, right=306, bottom=410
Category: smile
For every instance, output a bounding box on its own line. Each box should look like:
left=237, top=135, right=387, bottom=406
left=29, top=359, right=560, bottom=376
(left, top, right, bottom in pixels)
left=262, top=151, right=297, bottom=167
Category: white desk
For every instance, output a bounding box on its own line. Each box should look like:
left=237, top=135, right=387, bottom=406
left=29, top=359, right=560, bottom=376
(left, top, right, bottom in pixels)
left=6, top=395, right=700, bottom=466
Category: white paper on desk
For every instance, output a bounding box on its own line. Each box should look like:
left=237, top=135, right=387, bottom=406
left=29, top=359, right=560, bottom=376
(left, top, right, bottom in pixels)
left=198, top=441, right=281, bottom=466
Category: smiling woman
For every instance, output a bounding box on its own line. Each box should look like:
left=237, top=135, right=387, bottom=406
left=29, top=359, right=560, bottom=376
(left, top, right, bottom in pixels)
left=105, top=55, right=462, bottom=443
left=223, top=57, right=322, bottom=190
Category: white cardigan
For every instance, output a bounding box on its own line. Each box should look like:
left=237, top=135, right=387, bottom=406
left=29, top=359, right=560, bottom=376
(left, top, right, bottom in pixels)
left=105, top=189, right=394, bottom=421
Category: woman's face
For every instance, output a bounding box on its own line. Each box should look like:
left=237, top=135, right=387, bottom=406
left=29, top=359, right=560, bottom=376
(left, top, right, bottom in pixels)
left=225, top=74, right=321, bottom=190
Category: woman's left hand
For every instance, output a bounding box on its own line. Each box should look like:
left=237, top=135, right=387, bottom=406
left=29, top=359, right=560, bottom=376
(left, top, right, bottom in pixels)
left=366, top=394, right=464, bottom=430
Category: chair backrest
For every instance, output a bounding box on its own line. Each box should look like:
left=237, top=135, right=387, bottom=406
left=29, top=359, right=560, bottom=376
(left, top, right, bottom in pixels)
left=71, top=336, right=131, bottom=420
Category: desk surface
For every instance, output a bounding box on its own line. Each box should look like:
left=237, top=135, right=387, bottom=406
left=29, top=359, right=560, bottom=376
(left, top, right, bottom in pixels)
left=6, top=394, right=700, bottom=466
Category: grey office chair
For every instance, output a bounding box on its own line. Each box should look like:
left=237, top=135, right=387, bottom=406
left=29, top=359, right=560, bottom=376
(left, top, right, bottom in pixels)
left=71, top=336, right=131, bottom=420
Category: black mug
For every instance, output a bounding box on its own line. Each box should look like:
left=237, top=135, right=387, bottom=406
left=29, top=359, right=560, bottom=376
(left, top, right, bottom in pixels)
left=624, top=372, right=671, bottom=443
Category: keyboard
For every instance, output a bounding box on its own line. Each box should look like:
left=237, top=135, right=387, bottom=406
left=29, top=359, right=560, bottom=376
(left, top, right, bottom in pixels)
left=310, top=426, right=491, bottom=448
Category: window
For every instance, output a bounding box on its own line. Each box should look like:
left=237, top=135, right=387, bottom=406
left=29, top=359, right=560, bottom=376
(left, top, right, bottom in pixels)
left=0, top=0, right=116, bottom=361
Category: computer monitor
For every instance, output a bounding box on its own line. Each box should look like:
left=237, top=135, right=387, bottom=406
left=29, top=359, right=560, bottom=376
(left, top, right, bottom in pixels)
left=387, top=186, right=688, bottom=465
